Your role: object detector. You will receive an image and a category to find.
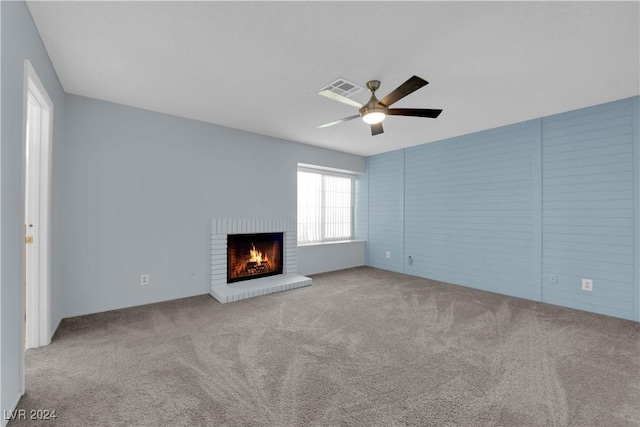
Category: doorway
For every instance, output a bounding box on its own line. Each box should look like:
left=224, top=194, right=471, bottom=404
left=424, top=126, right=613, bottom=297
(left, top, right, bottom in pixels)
left=23, top=60, right=53, bottom=351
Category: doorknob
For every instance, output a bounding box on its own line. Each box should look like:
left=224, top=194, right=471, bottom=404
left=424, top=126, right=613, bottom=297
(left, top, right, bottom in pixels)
left=25, top=236, right=34, bottom=244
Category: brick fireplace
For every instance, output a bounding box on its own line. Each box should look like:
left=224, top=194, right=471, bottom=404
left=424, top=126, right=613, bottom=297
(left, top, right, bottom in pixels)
left=210, top=218, right=312, bottom=303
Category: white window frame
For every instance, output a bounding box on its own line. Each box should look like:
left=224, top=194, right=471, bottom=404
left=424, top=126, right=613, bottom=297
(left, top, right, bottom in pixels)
left=297, top=166, right=355, bottom=245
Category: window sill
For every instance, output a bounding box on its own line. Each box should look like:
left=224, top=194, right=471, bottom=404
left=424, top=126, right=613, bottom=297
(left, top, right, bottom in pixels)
left=298, top=240, right=365, bottom=248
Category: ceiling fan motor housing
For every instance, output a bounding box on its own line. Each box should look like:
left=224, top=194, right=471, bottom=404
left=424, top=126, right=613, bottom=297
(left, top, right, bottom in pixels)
left=360, top=80, right=388, bottom=121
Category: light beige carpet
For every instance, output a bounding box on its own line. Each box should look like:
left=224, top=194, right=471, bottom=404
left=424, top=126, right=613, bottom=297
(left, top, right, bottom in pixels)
left=12, top=267, right=640, bottom=426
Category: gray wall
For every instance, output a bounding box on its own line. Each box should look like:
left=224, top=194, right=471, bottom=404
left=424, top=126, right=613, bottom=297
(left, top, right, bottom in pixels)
left=60, top=95, right=364, bottom=317
left=298, top=241, right=365, bottom=276
left=1, top=1, right=66, bottom=421
left=1, top=3, right=364, bottom=418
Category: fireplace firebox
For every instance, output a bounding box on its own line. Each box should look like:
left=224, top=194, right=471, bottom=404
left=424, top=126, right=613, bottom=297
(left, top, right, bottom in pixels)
left=227, top=232, right=284, bottom=283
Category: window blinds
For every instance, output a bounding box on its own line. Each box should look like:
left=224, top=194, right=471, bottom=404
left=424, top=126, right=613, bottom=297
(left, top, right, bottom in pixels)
left=297, top=170, right=353, bottom=244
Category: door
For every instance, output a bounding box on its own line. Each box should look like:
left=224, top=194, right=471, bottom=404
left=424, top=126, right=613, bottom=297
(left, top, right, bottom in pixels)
left=23, top=60, right=53, bottom=352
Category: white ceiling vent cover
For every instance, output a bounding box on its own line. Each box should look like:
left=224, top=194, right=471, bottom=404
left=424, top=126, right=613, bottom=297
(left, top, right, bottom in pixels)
left=319, top=78, right=364, bottom=98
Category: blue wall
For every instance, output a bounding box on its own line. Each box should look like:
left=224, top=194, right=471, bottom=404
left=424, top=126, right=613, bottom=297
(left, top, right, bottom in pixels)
left=404, top=120, right=539, bottom=301
left=366, top=97, right=639, bottom=321
left=367, top=151, right=404, bottom=273
left=541, top=99, right=638, bottom=319
left=354, top=171, right=369, bottom=244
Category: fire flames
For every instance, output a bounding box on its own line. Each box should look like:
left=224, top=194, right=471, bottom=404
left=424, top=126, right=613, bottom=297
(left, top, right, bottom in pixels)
left=228, top=236, right=282, bottom=282
left=249, top=244, right=269, bottom=266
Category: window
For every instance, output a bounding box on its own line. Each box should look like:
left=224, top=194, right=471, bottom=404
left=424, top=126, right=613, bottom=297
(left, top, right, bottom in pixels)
left=297, top=168, right=354, bottom=244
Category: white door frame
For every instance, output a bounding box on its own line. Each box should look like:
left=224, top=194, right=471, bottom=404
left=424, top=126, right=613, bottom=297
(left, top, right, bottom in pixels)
left=22, top=59, right=53, bottom=356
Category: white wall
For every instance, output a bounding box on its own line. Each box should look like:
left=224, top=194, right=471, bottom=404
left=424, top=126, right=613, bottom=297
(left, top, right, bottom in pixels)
left=1, top=1, right=66, bottom=422
left=59, top=95, right=365, bottom=318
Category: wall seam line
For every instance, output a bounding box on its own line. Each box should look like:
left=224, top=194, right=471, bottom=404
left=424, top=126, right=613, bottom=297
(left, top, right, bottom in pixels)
left=632, top=96, right=639, bottom=321
left=533, top=118, right=543, bottom=302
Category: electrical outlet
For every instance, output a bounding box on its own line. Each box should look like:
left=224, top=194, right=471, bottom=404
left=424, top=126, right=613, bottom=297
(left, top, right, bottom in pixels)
left=549, top=274, right=557, bottom=284
left=141, top=274, right=149, bottom=286
left=581, top=278, right=593, bottom=291
left=386, top=251, right=391, bottom=259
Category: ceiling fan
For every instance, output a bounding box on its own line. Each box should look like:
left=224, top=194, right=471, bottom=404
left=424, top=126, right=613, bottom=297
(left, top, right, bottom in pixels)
left=317, top=75, right=442, bottom=136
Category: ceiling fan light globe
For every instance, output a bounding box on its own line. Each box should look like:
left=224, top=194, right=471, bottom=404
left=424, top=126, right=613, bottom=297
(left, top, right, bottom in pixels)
left=362, top=112, right=386, bottom=125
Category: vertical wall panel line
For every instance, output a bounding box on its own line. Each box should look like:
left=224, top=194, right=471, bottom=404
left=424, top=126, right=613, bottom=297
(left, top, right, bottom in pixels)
left=633, top=96, right=639, bottom=321
left=532, top=119, right=543, bottom=301
left=401, top=149, right=406, bottom=273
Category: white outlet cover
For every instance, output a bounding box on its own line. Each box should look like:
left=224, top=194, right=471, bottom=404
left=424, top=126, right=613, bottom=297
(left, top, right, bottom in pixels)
left=581, top=278, right=593, bottom=291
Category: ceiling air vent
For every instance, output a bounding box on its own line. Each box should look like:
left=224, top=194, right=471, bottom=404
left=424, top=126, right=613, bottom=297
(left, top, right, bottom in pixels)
left=319, top=78, right=364, bottom=98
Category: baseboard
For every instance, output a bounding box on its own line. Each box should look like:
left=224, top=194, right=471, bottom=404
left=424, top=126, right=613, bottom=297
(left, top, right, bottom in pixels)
left=2, top=391, right=24, bottom=427
left=62, top=290, right=209, bottom=319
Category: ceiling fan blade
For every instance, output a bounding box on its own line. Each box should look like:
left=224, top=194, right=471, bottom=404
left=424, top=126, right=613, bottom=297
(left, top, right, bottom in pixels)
left=371, top=122, right=384, bottom=136
left=379, top=76, right=428, bottom=107
left=387, top=108, right=442, bottom=118
left=317, top=115, right=360, bottom=128
left=318, top=89, right=363, bottom=108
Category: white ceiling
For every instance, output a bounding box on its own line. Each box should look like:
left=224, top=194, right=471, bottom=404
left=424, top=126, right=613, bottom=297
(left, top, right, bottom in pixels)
left=27, top=1, right=640, bottom=157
